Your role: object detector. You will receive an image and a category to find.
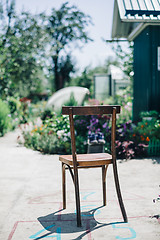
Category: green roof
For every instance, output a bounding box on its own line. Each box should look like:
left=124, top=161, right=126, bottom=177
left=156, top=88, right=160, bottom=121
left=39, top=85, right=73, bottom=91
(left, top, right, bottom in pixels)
left=112, top=0, right=160, bottom=40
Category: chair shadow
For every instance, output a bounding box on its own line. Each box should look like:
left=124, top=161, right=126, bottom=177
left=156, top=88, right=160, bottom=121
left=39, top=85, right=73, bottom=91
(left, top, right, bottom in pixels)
left=35, top=206, right=124, bottom=240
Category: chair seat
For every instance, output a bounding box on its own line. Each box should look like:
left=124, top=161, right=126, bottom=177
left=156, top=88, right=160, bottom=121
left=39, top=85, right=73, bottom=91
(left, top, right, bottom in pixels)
left=59, top=153, right=112, bottom=167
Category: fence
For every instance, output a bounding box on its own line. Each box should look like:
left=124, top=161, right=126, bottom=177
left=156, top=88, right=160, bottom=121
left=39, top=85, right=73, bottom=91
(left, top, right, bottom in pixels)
left=148, top=139, right=160, bottom=156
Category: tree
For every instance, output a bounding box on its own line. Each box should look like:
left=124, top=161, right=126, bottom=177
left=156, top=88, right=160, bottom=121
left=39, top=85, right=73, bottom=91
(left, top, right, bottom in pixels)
left=47, top=2, right=93, bottom=91
left=58, top=55, right=75, bottom=89
left=0, top=0, right=16, bottom=98
left=0, top=0, right=16, bottom=47
left=110, top=41, right=134, bottom=80
left=70, top=56, right=120, bottom=97
left=0, top=0, right=47, bottom=98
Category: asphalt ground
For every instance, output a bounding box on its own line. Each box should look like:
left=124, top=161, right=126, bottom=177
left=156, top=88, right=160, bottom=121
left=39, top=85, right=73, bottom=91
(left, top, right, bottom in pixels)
left=0, top=129, right=160, bottom=240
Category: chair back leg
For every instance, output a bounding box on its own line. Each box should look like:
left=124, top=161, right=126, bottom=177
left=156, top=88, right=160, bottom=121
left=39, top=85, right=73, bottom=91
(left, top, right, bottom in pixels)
left=113, top=161, right=128, bottom=222
left=111, top=107, right=128, bottom=222
left=62, top=163, right=66, bottom=209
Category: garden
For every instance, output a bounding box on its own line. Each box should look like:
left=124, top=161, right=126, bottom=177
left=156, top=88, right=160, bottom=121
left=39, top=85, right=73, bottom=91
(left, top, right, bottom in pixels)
left=1, top=86, right=160, bottom=160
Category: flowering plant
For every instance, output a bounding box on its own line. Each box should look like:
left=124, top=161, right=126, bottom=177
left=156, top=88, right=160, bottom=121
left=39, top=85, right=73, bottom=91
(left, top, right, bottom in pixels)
left=133, top=118, right=160, bottom=143
left=115, top=121, right=148, bottom=159
left=21, top=115, right=71, bottom=154
left=20, top=102, right=160, bottom=159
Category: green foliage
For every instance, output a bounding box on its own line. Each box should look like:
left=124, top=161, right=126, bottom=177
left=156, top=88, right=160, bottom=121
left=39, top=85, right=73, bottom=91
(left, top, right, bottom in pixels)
left=22, top=113, right=90, bottom=154
left=0, top=0, right=94, bottom=97
left=22, top=115, right=71, bottom=154
left=58, top=55, right=76, bottom=89
left=19, top=100, right=47, bottom=124
left=24, top=131, right=70, bottom=154
left=114, top=114, right=160, bottom=159
left=7, top=96, right=21, bottom=114
left=70, top=67, right=93, bottom=94
left=0, top=1, right=47, bottom=98
left=47, top=1, right=93, bottom=91
left=64, top=92, right=78, bottom=106
left=110, top=41, right=134, bottom=82
left=70, top=56, right=122, bottom=97
left=0, top=99, right=11, bottom=136
left=21, top=103, right=160, bottom=158
left=140, top=110, right=159, bottom=119
left=104, top=86, right=133, bottom=124
left=133, top=118, right=160, bottom=143
left=41, top=108, right=55, bottom=121
left=22, top=113, right=109, bottom=155
left=6, top=96, right=22, bottom=129
left=74, top=115, right=91, bottom=153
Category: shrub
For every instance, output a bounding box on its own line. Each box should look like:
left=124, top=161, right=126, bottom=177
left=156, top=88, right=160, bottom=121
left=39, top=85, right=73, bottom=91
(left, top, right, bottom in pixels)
left=22, top=115, right=71, bottom=154
left=21, top=112, right=146, bottom=159
left=6, top=96, right=22, bottom=129
left=140, top=110, right=159, bottom=119
left=64, top=92, right=78, bottom=106
left=0, top=99, right=11, bottom=136
left=133, top=118, right=160, bottom=142
left=21, top=102, right=160, bottom=159
left=22, top=114, right=111, bottom=155
left=115, top=121, right=148, bottom=159
left=7, top=96, right=21, bottom=114
left=115, top=116, right=160, bottom=159
left=103, top=86, right=133, bottom=124
left=41, top=108, right=55, bottom=121
left=18, top=100, right=47, bottom=124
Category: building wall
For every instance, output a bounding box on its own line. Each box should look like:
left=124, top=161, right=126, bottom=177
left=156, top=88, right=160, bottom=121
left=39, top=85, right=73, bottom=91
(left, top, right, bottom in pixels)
left=133, top=26, right=160, bottom=121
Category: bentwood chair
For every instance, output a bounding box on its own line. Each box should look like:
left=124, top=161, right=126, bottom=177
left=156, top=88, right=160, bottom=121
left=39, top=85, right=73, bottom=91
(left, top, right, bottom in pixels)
left=59, top=105, right=128, bottom=227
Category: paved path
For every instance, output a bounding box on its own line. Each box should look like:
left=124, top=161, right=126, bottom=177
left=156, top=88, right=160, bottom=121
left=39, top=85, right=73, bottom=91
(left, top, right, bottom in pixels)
left=0, top=130, right=160, bottom=239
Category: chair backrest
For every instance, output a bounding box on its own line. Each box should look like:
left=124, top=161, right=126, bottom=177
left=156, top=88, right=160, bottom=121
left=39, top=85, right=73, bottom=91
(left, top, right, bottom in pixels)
left=62, top=105, right=121, bottom=165
left=62, top=105, right=120, bottom=115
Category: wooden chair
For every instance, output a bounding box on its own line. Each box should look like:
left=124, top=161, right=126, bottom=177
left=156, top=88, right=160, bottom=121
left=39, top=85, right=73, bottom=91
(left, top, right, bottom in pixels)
left=59, top=105, right=128, bottom=227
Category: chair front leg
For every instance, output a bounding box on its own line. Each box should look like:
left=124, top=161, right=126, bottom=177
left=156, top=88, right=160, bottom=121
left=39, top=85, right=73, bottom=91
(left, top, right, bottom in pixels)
left=73, top=167, right=82, bottom=227
left=62, top=163, right=66, bottom=209
left=102, top=165, right=109, bottom=206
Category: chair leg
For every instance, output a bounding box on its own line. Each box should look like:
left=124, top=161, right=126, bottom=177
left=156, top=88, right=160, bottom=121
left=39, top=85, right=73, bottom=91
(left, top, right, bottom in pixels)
left=62, top=163, right=66, bottom=209
left=73, top=168, right=82, bottom=227
left=102, top=165, right=109, bottom=206
left=113, top=162, right=128, bottom=222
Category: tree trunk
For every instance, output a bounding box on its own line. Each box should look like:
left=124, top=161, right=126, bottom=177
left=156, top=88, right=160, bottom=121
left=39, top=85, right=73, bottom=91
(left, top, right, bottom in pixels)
left=52, top=55, right=60, bottom=91
left=59, top=74, right=64, bottom=90
left=52, top=53, right=69, bottom=91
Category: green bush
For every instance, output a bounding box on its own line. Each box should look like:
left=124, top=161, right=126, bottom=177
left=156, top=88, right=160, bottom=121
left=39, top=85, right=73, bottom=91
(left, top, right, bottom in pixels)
left=133, top=118, right=160, bottom=142
left=6, top=96, right=22, bottom=129
left=22, top=115, right=71, bottom=154
left=41, top=108, right=55, bottom=121
left=140, top=110, right=159, bottom=119
left=104, top=86, right=133, bottom=124
left=7, top=96, right=21, bottom=114
left=64, top=92, right=78, bottom=106
left=21, top=100, right=160, bottom=158
left=19, top=100, right=46, bottom=124
left=0, top=99, right=11, bottom=136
